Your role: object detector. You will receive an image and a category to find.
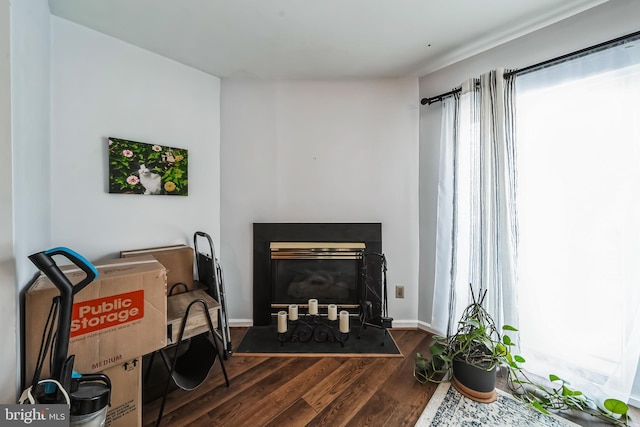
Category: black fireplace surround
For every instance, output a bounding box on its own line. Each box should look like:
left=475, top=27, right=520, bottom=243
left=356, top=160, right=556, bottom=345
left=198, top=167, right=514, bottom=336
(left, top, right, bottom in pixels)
left=253, top=223, right=383, bottom=326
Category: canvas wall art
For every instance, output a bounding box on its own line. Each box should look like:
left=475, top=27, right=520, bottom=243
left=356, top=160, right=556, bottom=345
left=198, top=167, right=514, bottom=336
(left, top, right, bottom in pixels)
left=108, top=137, right=188, bottom=196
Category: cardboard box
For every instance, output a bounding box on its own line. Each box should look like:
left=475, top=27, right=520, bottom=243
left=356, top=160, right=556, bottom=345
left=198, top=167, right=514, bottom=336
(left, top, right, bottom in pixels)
left=166, top=289, right=220, bottom=344
left=104, top=358, right=142, bottom=427
left=25, top=256, right=167, bottom=382
left=121, top=245, right=194, bottom=293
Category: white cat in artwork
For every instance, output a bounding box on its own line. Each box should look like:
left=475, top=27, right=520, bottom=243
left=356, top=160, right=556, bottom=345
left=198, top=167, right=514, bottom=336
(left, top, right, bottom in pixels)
left=138, top=164, right=162, bottom=195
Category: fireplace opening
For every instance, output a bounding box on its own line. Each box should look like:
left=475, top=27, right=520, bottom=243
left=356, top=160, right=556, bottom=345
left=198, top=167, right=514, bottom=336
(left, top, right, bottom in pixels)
left=270, top=242, right=364, bottom=306
left=253, top=223, right=383, bottom=326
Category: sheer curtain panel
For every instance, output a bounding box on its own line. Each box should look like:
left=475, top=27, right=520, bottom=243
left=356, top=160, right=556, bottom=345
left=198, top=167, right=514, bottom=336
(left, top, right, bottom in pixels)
left=431, top=69, right=519, bottom=339
left=431, top=94, right=459, bottom=335
left=515, top=38, right=640, bottom=404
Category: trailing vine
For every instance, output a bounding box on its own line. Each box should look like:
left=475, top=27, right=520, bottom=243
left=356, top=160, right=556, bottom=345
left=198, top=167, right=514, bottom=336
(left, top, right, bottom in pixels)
left=414, top=285, right=630, bottom=426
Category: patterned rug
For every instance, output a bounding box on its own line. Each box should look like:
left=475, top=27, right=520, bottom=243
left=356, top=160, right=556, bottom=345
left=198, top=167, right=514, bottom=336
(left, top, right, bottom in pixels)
left=415, top=382, right=580, bottom=427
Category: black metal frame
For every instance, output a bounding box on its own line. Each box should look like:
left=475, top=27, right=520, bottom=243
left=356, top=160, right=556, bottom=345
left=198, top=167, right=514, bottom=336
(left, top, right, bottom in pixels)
left=359, top=252, right=393, bottom=345
left=153, top=297, right=230, bottom=427
left=277, top=312, right=350, bottom=347
left=194, top=231, right=232, bottom=359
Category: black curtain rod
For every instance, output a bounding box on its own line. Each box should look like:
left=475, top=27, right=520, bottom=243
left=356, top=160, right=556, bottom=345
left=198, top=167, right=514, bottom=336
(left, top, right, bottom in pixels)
left=421, top=29, right=640, bottom=106
left=420, top=81, right=480, bottom=105
left=421, top=87, right=461, bottom=105
left=504, top=29, right=640, bottom=78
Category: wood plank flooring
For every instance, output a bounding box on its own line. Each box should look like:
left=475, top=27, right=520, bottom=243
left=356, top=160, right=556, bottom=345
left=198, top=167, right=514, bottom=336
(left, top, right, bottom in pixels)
left=142, top=327, right=639, bottom=427
left=142, top=328, right=437, bottom=427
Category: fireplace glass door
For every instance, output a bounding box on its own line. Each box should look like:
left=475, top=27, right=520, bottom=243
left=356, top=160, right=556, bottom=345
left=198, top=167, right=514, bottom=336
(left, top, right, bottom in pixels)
left=270, top=242, right=365, bottom=307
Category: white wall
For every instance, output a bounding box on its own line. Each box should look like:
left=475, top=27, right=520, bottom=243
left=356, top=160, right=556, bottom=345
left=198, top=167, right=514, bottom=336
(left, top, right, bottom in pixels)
left=12, top=0, right=51, bottom=293
left=50, top=17, right=221, bottom=261
left=0, top=0, right=52, bottom=403
left=418, top=0, right=640, bottom=324
left=0, top=0, right=16, bottom=404
left=221, top=78, right=420, bottom=325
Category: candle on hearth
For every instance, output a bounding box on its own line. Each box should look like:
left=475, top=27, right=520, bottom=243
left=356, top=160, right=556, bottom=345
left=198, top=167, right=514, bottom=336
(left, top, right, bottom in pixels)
left=308, top=299, right=318, bottom=315
left=339, top=310, right=349, bottom=333
left=328, top=304, right=337, bottom=321
left=277, top=311, right=288, bottom=333
left=289, top=304, right=299, bottom=321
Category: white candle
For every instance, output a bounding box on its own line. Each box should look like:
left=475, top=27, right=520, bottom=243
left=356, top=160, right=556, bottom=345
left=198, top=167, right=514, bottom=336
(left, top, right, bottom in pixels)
left=339, top=310, right=349, bottom=333
left=308, top=299, right=318, bottom=315
left=277, top=311, right=288, bottom=333
left=289, top=304, right=299, bottom=321
left=328, top=304, right=338, bottom=321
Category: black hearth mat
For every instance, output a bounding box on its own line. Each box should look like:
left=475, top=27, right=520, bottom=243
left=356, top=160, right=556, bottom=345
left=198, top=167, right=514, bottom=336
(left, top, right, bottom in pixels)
left=234, top=324, right=402, bottom=357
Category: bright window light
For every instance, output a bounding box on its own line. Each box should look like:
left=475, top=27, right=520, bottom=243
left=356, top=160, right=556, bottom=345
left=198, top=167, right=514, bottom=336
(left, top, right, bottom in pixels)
left=516, top=61, right=640, bottom=395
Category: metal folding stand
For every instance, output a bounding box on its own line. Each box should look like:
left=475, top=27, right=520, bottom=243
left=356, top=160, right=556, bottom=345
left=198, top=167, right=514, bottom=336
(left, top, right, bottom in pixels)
left=358, top=252, right=393, bottom=345
left=194, top=231, right=232, bottom=359
left=154, top=295, right=230, bottom=427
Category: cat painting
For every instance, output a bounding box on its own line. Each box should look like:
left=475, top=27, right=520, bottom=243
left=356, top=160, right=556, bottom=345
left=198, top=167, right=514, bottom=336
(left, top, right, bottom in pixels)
left=138, top=164, right=162, bottom=195
left=108, top=137, right=188, bottom=196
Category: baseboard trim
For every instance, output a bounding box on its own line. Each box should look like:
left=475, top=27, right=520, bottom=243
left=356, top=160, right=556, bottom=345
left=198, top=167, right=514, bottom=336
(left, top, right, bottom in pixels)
left=390, top=320, right=419, bottom=329
left=416, top=320, right=439, bottom=335
left=229, top=319, right=253, bottom=327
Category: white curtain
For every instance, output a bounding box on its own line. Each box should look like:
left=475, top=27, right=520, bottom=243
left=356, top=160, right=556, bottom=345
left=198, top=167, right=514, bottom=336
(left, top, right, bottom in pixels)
left=516, top=37, right=640, bottom=404
left=431, top=93, right=459, bottom=335
left=431, top=37, right=640, bottom=406
left=431, top=69, right=519, bottom=337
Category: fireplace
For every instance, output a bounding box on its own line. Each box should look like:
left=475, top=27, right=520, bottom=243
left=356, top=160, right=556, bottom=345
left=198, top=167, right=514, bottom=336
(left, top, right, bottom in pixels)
left=270, top=242, right=365, bottom=306
left=253, top=223, right=383, bottom=326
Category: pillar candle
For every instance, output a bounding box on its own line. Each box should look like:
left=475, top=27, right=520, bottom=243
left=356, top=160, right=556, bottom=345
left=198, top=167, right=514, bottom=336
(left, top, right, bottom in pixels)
left=328, top=304, right=338, bottom=321
left=277, top=311, right=288, bottom=333
left=339, top=310, right=349, bottom=333
left=289, top=304, right=299, bottom=321
left=308, top=299, right=318, bottom=315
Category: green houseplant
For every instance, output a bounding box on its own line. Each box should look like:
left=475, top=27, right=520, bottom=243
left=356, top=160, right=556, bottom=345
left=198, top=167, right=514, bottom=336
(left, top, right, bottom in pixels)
left=415, top=287, right=514, bottom=402
left=414, top=285, right=630, bottom=426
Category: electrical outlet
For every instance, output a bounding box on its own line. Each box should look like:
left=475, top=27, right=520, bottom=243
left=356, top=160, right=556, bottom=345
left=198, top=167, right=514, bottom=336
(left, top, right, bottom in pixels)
left=395, top=285, right=405, bottom=299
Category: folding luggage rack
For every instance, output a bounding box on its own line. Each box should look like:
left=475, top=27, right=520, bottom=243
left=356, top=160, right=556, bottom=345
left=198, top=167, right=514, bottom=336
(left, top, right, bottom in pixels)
left=194, top=231, right=232, bottom=359
left=149, top=231, right=232, bottom=426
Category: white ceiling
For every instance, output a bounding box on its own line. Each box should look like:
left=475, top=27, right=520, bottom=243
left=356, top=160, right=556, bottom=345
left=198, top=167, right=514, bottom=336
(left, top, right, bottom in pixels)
left=48, top=0, right=609, bottom=80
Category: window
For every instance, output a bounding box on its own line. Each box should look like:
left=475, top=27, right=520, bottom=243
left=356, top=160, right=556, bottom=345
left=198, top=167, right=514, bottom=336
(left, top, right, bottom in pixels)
left=515, top=39, right=640, bottom=403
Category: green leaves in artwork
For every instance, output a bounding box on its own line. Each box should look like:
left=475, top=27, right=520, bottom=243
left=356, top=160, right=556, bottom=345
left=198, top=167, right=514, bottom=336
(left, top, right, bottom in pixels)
left=108, top=137, right=189, bottom=196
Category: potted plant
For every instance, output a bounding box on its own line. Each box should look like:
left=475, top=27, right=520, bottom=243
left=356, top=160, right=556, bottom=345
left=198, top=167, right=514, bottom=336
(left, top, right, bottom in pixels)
left=415, top=286, right=512, bottom=402
left=414, top=285, right=631, bottom=425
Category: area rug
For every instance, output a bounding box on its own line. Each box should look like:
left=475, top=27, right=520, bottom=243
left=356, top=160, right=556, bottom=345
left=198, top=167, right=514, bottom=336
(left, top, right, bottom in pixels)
left=233, top=325, right=401, bottom=357
left=415, top=382, right=580, bottom=427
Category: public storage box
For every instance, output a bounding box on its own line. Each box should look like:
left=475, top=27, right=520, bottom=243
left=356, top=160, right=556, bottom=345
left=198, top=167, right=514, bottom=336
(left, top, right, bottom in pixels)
left=104, top=358, right=142, bottom=427
left=120, top=245, right=194, bottom=293
left=25, top=256, right=167, bottom=382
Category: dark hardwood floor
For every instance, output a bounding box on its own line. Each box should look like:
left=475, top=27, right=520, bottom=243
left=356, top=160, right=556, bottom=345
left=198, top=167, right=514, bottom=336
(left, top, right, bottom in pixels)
left=142, top=328, right=437, bottom=427
left=143, top=327, right=639, bottom=427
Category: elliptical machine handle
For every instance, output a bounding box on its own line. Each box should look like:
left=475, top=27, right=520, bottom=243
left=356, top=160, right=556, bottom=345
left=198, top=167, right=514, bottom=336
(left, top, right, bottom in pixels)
left=30, top=247, right=99, bottom=296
